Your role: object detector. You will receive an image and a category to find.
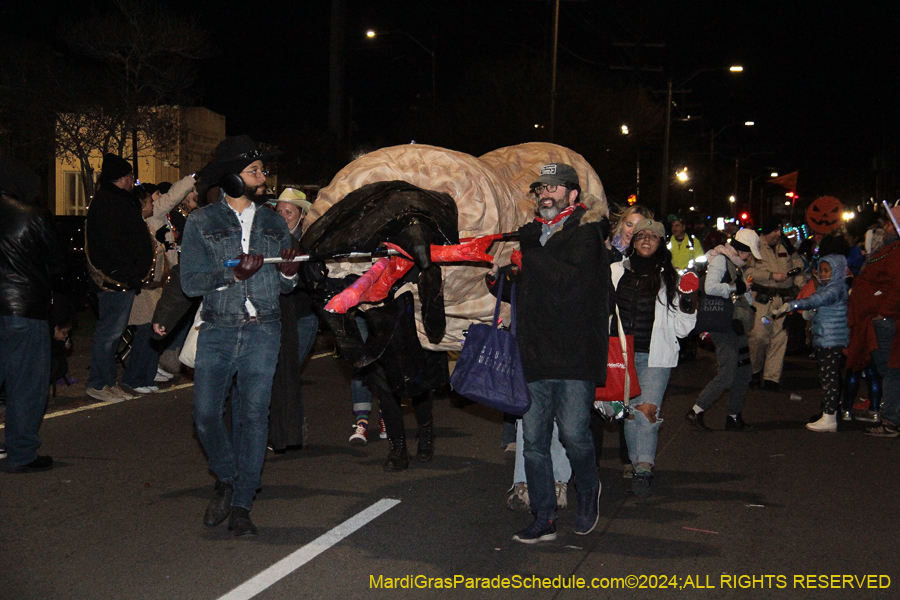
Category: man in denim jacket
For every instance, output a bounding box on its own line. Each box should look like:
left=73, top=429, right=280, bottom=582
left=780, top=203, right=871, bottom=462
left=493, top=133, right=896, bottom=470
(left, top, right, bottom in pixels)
left=180, top=136, right=299, bottom=537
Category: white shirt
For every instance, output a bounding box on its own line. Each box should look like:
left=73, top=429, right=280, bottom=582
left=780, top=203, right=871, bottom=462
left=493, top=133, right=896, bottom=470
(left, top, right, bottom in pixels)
left=231, top=201, right=258, bottom=317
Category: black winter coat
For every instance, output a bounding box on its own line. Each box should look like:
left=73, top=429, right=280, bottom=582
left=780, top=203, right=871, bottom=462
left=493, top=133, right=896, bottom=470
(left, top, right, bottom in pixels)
left=491, top=206, right=610, bottom=383
left=0, top=195, right=57, bottom=319
left=85, top=182, right=153, bottom=290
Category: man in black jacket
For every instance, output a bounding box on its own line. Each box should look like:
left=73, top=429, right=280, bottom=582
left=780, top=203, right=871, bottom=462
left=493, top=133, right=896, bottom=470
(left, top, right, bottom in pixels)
left=489, top=163, right=609, bottom=543
left=84, top=153, right=153, bottom=402
left=0, top=156, right=57, bottom=472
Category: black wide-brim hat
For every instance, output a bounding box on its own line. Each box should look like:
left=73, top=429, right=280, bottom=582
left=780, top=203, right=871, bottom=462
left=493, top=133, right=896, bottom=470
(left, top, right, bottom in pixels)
left=198, top=135, right=281, bottom=188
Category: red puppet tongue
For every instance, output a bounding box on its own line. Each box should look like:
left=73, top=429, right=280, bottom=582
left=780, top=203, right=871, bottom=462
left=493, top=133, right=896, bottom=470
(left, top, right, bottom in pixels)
left=678, top=271, right=700, bottom=294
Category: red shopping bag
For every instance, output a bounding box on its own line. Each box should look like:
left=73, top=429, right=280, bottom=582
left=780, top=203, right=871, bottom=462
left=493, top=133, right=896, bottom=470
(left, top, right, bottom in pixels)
left=595, top=307, right=642, bottom=403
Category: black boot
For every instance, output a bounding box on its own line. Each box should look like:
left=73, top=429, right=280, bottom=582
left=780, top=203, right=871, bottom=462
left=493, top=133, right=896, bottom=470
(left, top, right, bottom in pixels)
left=725, top=412, right=755, bottom=432
left=416, top=423, right=434, bottom=462
left=228, top=506, right=258, bottom=537
left=384, top=435, right=410, bottom=471
left=203, top=480, right=233, bottom=527
left=685, top=408, right=713, bottom=432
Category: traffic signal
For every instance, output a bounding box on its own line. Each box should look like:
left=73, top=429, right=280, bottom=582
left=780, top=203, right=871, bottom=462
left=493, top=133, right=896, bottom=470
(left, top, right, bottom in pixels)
left=740, top=212, right=749, bottom=221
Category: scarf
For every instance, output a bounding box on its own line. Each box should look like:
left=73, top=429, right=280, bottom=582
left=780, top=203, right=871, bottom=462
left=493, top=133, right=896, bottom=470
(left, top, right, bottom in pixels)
left=535, top=202, right=586, bottom=226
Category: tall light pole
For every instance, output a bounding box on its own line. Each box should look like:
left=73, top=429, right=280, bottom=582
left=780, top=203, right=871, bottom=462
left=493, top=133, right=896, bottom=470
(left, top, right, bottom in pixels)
left=709, top=120, right=754, bottom=215
left=366, top=29, right=436, bottom=109
left=661, top=65, right=743, bottom=215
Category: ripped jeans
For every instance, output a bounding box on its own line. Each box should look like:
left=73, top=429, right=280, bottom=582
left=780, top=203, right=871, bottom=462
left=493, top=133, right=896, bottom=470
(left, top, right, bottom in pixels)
left=623, top=352, right=672, bottom=468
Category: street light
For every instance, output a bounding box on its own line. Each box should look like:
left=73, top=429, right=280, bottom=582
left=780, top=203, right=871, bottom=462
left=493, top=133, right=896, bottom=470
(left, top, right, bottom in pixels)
left=365, top=29, right=436, bottom=108
left=661, top=65, right=743, bottom=214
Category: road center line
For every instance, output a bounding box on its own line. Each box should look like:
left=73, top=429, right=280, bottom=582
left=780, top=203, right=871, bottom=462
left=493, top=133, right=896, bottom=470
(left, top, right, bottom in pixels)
left=216, top=498, right=401, bottom=600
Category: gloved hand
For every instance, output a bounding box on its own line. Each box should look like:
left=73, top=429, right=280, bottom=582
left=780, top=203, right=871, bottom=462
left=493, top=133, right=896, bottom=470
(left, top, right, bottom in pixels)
left=734, top=279, right=747, bottom=295
left=232, top=253, right=263, bottom=281
left=276, top=249, right=301, bottom=277
left=518, top=221, right=543, bottom=249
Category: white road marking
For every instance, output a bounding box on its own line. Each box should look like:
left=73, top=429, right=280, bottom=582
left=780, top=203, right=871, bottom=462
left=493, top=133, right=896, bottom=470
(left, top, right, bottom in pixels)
left=216, top=498, right=401, bottom=600
left=0, top=382, right=196, bottom=429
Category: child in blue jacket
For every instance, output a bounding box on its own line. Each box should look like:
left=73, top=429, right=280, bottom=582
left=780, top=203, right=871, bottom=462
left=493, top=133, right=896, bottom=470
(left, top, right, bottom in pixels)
left=778, top=253, right=849, bottom=432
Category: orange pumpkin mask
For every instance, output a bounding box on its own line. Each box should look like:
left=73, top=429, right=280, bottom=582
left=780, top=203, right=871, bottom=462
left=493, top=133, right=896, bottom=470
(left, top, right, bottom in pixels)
left=806, top=196, right=843, bottom=234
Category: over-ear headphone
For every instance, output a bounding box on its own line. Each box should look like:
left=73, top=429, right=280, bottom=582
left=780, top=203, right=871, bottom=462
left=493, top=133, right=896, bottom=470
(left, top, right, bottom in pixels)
left=220, top=172, right=244, bottom=198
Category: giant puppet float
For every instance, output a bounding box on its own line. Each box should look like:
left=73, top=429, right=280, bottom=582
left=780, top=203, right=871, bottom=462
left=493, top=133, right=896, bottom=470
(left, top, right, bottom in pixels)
left=286, top=142, right=607, bottom=465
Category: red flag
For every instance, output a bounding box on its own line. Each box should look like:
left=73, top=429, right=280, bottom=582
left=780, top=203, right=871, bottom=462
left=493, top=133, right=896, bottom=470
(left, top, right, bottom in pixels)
left=768, top=171, right=798, bottom=192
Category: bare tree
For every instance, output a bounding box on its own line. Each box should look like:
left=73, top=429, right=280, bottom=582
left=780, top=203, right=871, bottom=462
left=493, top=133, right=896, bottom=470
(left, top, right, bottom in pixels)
left=53, top=0, right=210, bottom=196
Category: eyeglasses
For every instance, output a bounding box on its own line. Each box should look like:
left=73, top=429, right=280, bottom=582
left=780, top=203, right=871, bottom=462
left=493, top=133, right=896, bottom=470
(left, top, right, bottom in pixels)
left=532, top=184, right=561, bottom=196
left=635, top=232, right=660, bottom=241
left=241, top=167, right=269, bottom=179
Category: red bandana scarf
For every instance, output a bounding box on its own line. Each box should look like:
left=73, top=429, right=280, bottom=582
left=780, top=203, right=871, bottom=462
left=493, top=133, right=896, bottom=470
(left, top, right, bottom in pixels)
left=534, top=202, right=586, bottom=226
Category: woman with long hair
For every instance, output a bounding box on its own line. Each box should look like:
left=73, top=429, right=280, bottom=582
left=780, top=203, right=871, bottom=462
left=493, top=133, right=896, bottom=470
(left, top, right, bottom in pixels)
left=611, top=219, right=696, bottom=496
left=609, top=205, right=654, bottom=261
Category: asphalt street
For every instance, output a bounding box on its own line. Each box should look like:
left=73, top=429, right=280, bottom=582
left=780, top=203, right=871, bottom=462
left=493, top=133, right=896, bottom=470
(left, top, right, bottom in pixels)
left=1, top=332, right=898, bottom=600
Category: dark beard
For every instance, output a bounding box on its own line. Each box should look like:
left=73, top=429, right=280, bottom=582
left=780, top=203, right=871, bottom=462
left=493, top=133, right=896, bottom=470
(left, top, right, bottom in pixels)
left=244, top=182, right=268, bottom=205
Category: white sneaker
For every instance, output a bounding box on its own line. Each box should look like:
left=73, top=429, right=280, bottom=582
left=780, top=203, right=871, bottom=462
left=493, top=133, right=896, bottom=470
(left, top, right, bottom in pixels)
left=154, top=367, right=174, bottom=382
left=132, top=386, right=160, bottom=394
left=555, top=481, right=568, bottom=509
left=349, top=424, right=368, bottom=445
left=86, top=386, right=125, bottom=403
left=112, top=385, right=137, bottom=400
left=806, top=412, right=838, bottom=432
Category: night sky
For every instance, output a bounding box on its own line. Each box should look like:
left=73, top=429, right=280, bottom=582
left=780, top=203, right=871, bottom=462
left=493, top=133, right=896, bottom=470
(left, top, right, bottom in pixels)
left=5, top=0, right=898, bottom=212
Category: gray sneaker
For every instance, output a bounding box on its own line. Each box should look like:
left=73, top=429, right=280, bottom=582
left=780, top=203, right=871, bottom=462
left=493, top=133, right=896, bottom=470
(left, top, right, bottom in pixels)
left=506, top=482, right=530, bottom=511
left=86, top=386, right=125, bottom=403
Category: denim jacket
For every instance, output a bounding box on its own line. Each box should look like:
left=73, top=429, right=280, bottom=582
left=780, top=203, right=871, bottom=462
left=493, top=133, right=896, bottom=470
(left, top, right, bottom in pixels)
left=180, top=197, right=295, bottom=326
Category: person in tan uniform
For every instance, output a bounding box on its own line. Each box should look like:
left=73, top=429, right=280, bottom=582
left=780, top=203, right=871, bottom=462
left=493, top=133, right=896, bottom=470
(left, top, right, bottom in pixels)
left=744, top=217, right=805, bottom=391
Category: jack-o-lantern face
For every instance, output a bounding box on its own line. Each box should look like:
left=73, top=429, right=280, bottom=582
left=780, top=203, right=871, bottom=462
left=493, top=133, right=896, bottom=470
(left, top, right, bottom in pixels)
left=806, top=196, right=843, bottom=234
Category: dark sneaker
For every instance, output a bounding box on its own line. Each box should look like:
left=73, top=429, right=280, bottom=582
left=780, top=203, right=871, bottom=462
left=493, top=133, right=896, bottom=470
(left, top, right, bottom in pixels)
left=573, top=480, right=602, bottom=535
left=6, top=455, right=53, bottom=473
left=725, top=413, right=755, bottom=432
left=685, top=408, right=713, bottom=432
left=512, top=517, right=557, bottom=544
left=630, top=473, right=653, bottom=498
left=863, top=420, right=900, bottom=438
left=203, top=481, right=233, bottom=527
left=229, top=507, right=258, bottom=537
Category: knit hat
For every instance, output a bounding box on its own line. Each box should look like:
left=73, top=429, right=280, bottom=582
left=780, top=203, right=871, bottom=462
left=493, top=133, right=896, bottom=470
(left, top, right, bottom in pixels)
left=760, top=216, right=782, bottom=235
left=632, top=219, right=665, bottom=239
left=99, top=153, right=133, bottom=183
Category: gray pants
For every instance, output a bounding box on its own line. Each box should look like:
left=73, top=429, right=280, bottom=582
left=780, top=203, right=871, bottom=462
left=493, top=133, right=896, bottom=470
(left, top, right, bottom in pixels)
left=698, top=329, right=752, bottom=415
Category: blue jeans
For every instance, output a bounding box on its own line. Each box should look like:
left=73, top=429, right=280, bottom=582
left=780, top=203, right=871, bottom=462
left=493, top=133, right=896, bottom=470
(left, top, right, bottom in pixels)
left=513, top=419, right=571, bottom=484
left=86, top=290, right=135, bottom=389
left=697, top=329, right=752, bottom=415
left=122, top=323, right=159, bottom=388
left=872, top=319, right=900, bottom=424
left=297, top=313, right=319, bottom=366
left=623, top=352, right=671, bottom=468
left=0, top=316, right=50, bottom=466
left=193, top=320, right=280, bottom=510
left=522, top=379, right=598, bottom=520
left=351, top=316, right=373, bottom=416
